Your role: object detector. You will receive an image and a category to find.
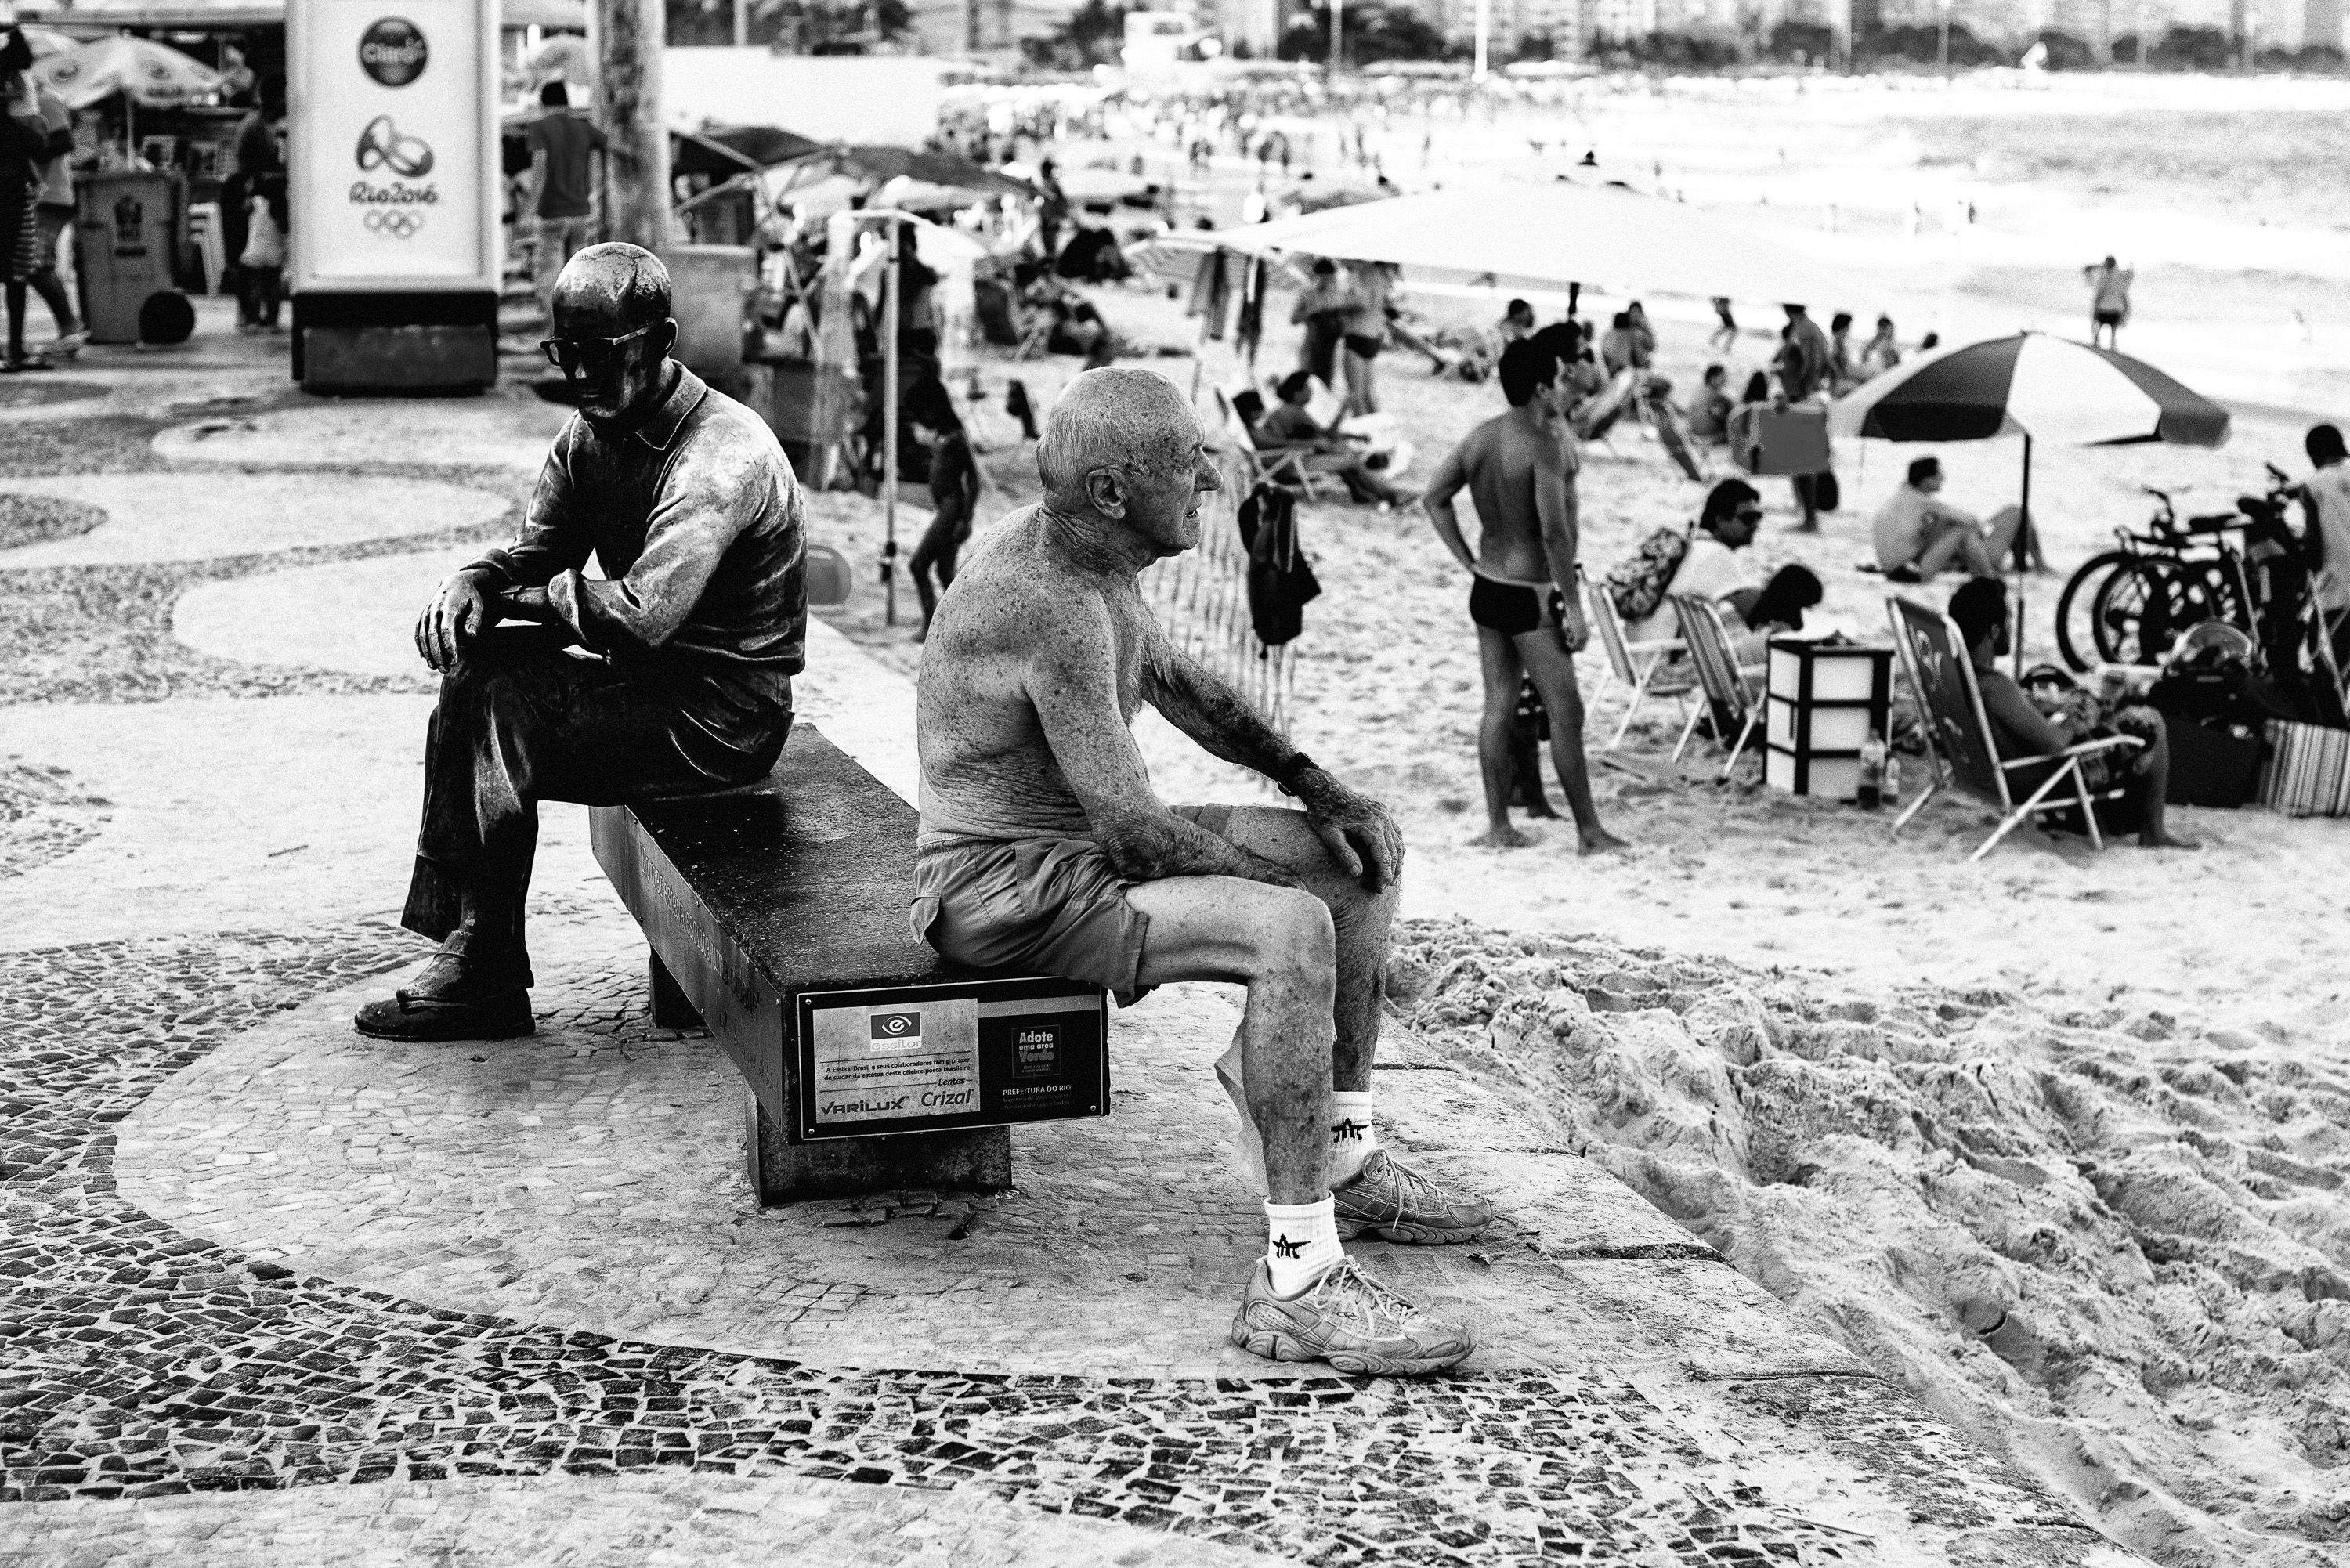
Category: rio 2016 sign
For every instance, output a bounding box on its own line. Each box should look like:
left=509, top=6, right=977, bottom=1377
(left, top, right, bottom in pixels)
left=290, top=0, right=495, bottom=292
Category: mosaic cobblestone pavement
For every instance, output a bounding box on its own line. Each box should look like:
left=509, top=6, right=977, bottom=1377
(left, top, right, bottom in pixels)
left=1, top=351, right=2141, bottom=1565
left=0, top=921, right=2123, bottom=1566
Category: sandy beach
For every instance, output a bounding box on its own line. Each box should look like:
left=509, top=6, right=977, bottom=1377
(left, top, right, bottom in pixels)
left=809, top=70, right=2350, bottom=1568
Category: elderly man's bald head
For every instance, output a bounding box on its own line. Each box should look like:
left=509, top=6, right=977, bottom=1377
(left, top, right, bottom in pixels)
left=1036, top=369, right=1201, bottom=504
left=552, top=243, right=671, bottom=335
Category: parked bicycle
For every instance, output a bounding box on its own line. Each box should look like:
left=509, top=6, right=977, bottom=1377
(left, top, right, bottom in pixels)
left=2054, top=466, right=2301, bottom=672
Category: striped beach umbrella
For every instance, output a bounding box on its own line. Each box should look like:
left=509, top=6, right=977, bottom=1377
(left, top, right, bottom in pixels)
left=1832, top=332, right=2231, bottom=674
left=1830, top=331, right=2231, bottom=450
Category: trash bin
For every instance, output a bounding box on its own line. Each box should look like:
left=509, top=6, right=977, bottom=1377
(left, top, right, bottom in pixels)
left=76, top=171, right=187, bottom=345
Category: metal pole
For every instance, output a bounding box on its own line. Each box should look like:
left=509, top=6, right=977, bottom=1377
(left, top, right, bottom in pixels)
left=2014, top=432, right=2032, bottom=676
left=884, top=238, right=901, bottom=628
left=1939, top=0, right=1950, bottom=70
left=1329, top=0, right=1342, bottom=70
left=1474, top=0, right=1489, bottom=78
left=593, top=0, right=670, bottom=250
left=734, top=0, right=749, bottom=45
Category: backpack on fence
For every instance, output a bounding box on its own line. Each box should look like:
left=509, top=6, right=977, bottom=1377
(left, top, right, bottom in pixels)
left=1603, top=526, right=1693, bottom=623
left=1238, top=482, right=1321, bottom=648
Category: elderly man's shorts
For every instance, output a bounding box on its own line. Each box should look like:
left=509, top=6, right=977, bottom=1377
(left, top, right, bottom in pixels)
left=909, top=805, right=1234, bottom=999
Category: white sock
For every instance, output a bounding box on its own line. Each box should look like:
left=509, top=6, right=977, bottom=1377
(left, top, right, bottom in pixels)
left=1329, top=1091, right=1378, bottom=1185
left=1264, top=1198, right=1343, bottom=1296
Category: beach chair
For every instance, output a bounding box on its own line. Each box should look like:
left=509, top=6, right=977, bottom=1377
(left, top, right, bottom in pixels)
left=1581, top=569, right=1691, bottom=750
left=1668, top=592, right=1765, bottom=779
left=1209, top=388, right=1322, bottom=500
left=1885, top=596, right=2143, bottom=862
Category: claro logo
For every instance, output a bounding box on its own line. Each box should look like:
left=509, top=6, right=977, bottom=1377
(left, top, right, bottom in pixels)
left=358, top=17, right=428, bottom=86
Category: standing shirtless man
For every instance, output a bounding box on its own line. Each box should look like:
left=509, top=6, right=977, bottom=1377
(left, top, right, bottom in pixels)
left=1423, top=339, right=1626, bottom=854
left=914, top=368, right=1492, bottom=1376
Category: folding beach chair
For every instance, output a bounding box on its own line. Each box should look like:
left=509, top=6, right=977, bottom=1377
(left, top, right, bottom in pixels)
left=1668, top=592, right=1765, bottom=779
left=1885, top=596, right=2142, bottom=862
left=1580, top=569, right=1691, bottom=750
left=1208, top=388, right=1322, bottom=500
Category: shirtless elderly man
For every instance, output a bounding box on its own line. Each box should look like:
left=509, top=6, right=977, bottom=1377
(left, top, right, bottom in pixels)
left=915, top=368, right=1491, bottom=1377
left=1424, top=339, right=1626, bottom=854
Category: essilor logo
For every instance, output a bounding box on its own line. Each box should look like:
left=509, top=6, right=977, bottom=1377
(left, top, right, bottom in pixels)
left=869, top=1010, right=921, bottom=1039
left=358, top=17, right=428, bottom=86
left=356, top=115, right=434, bottom=178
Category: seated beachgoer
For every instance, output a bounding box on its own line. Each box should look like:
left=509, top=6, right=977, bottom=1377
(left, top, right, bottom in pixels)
left=1859, top=315, right=1900, bottom=378
left=1624, top=479, right=1820, bottom=659
left=1873, top=456, right=2026, bottom=580
left=1945, top=577, right=2197, bottom=850
left=1686, top=364, right=1734, bottom=443
left=1246, top=371, right=1421, bottom=508
left=1598, top=311, right=1672, bottom=399
left=915, top=367, right=1492, bottom=1375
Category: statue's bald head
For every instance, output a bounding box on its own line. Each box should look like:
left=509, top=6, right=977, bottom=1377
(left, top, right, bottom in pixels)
left=552, top=243, right=671, bottom=338
left=1036, top=369, right=1200, bottom=507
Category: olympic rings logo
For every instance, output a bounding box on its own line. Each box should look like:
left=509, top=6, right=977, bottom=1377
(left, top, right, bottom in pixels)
left=365, top=209, right=428, bottom=239
left=355, top=114, right=435, bottom=178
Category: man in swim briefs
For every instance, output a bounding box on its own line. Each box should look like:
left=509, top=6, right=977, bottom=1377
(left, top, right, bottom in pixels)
left=912, top=367, right=1493, bottom=1377
left=1423, top=339, right=1626, bottom=854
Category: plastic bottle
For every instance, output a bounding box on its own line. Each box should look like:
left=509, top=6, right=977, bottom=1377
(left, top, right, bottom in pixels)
left=1857, top=730, right=1886, bottom=810
left=1882, top=748, right=1901, bottom=807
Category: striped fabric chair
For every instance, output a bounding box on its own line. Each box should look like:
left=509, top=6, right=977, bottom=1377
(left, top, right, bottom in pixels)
left=1580, top=569, right=1691, bottom=750
left=1667, top=592, right=1765, bottom=780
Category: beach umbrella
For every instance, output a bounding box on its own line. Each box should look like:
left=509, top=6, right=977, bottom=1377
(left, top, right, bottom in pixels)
left=1173, top=180, right=1859, bottom=307
left=523, top=33, right=590, bottom=85
left=32, top=34, right=222, bottom=110
left=670, top=124, right=823, bottom=179
left=773, top=145, right=1037, bottom=201
left=1830, top=331, right=2231, bottom=450
left=1830, top=331, right=2231, bottom=670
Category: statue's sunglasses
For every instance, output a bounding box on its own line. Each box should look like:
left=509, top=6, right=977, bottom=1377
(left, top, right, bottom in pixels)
left=540, top=322, right=658, bottom=375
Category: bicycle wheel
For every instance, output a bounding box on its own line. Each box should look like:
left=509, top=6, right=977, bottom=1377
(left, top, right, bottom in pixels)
left=2055, top=551, right=2136, bottom=671
left=2092, top=557, right=2199, bottom=666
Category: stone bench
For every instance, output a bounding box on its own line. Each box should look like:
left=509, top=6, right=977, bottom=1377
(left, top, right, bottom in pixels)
left=588, top=724, right=1110, bottom=1203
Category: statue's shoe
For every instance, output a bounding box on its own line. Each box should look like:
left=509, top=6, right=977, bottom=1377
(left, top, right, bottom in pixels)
left=353, top=985, right=534, bottom=1042
left=1332, top=1149, right=1495, bottom=1245
left=1229, top=1257, right=1473, bottom=1377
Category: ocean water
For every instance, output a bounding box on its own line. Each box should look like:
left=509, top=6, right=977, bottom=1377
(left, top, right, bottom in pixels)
left=1901, top=108, right=2350, bottom=223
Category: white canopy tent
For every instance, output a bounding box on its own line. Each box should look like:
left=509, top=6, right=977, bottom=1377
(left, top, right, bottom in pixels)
left=1166, top=180, right=1860, bottom=309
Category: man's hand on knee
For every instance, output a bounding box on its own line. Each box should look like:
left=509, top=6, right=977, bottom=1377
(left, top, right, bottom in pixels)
left=416, top=569, right=495, bottom=672
left=1296, top=774, right=1405, bottom=893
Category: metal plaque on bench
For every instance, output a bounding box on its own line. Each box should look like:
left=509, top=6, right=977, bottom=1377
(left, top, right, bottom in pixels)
left=795, top=977, right=1108, bottom=1141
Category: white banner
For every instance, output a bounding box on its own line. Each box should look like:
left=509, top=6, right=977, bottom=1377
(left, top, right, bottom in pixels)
left=291, top=0, right=498, bottom=291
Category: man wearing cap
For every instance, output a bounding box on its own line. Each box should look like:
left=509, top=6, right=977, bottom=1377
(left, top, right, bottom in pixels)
left=355, top=243, right=804, bottom=1041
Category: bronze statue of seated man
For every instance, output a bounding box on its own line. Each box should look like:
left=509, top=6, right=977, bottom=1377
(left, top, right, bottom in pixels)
left=356, top=244, right=805, bottom=1042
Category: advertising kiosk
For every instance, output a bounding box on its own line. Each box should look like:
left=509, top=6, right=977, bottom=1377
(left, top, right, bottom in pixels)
left=289, top=0, right=501, bottom=392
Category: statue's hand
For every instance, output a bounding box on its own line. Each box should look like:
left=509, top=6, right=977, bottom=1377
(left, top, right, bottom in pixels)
left=416, top=569, right=494, bottom=672
left=1301, top=775, right=1404, bottom=894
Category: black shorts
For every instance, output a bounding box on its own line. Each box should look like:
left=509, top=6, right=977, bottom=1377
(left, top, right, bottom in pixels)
left=1343, top=333, right=1384, bottom=359
left=1470, top=578, right=1560, bottom=637
left=2094, top=309, right=2124, bottom=326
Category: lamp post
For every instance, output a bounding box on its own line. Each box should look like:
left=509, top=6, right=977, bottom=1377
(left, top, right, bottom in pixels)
left=1329, top=0, right=1343, bottom=70
left=1473, top=0, right=1490, bottom=78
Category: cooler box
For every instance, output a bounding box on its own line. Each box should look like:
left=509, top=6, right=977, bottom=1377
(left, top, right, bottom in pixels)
left=75, top=171, right=186, bottom=345
left=1765, top=638, right=1893, bottom=800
